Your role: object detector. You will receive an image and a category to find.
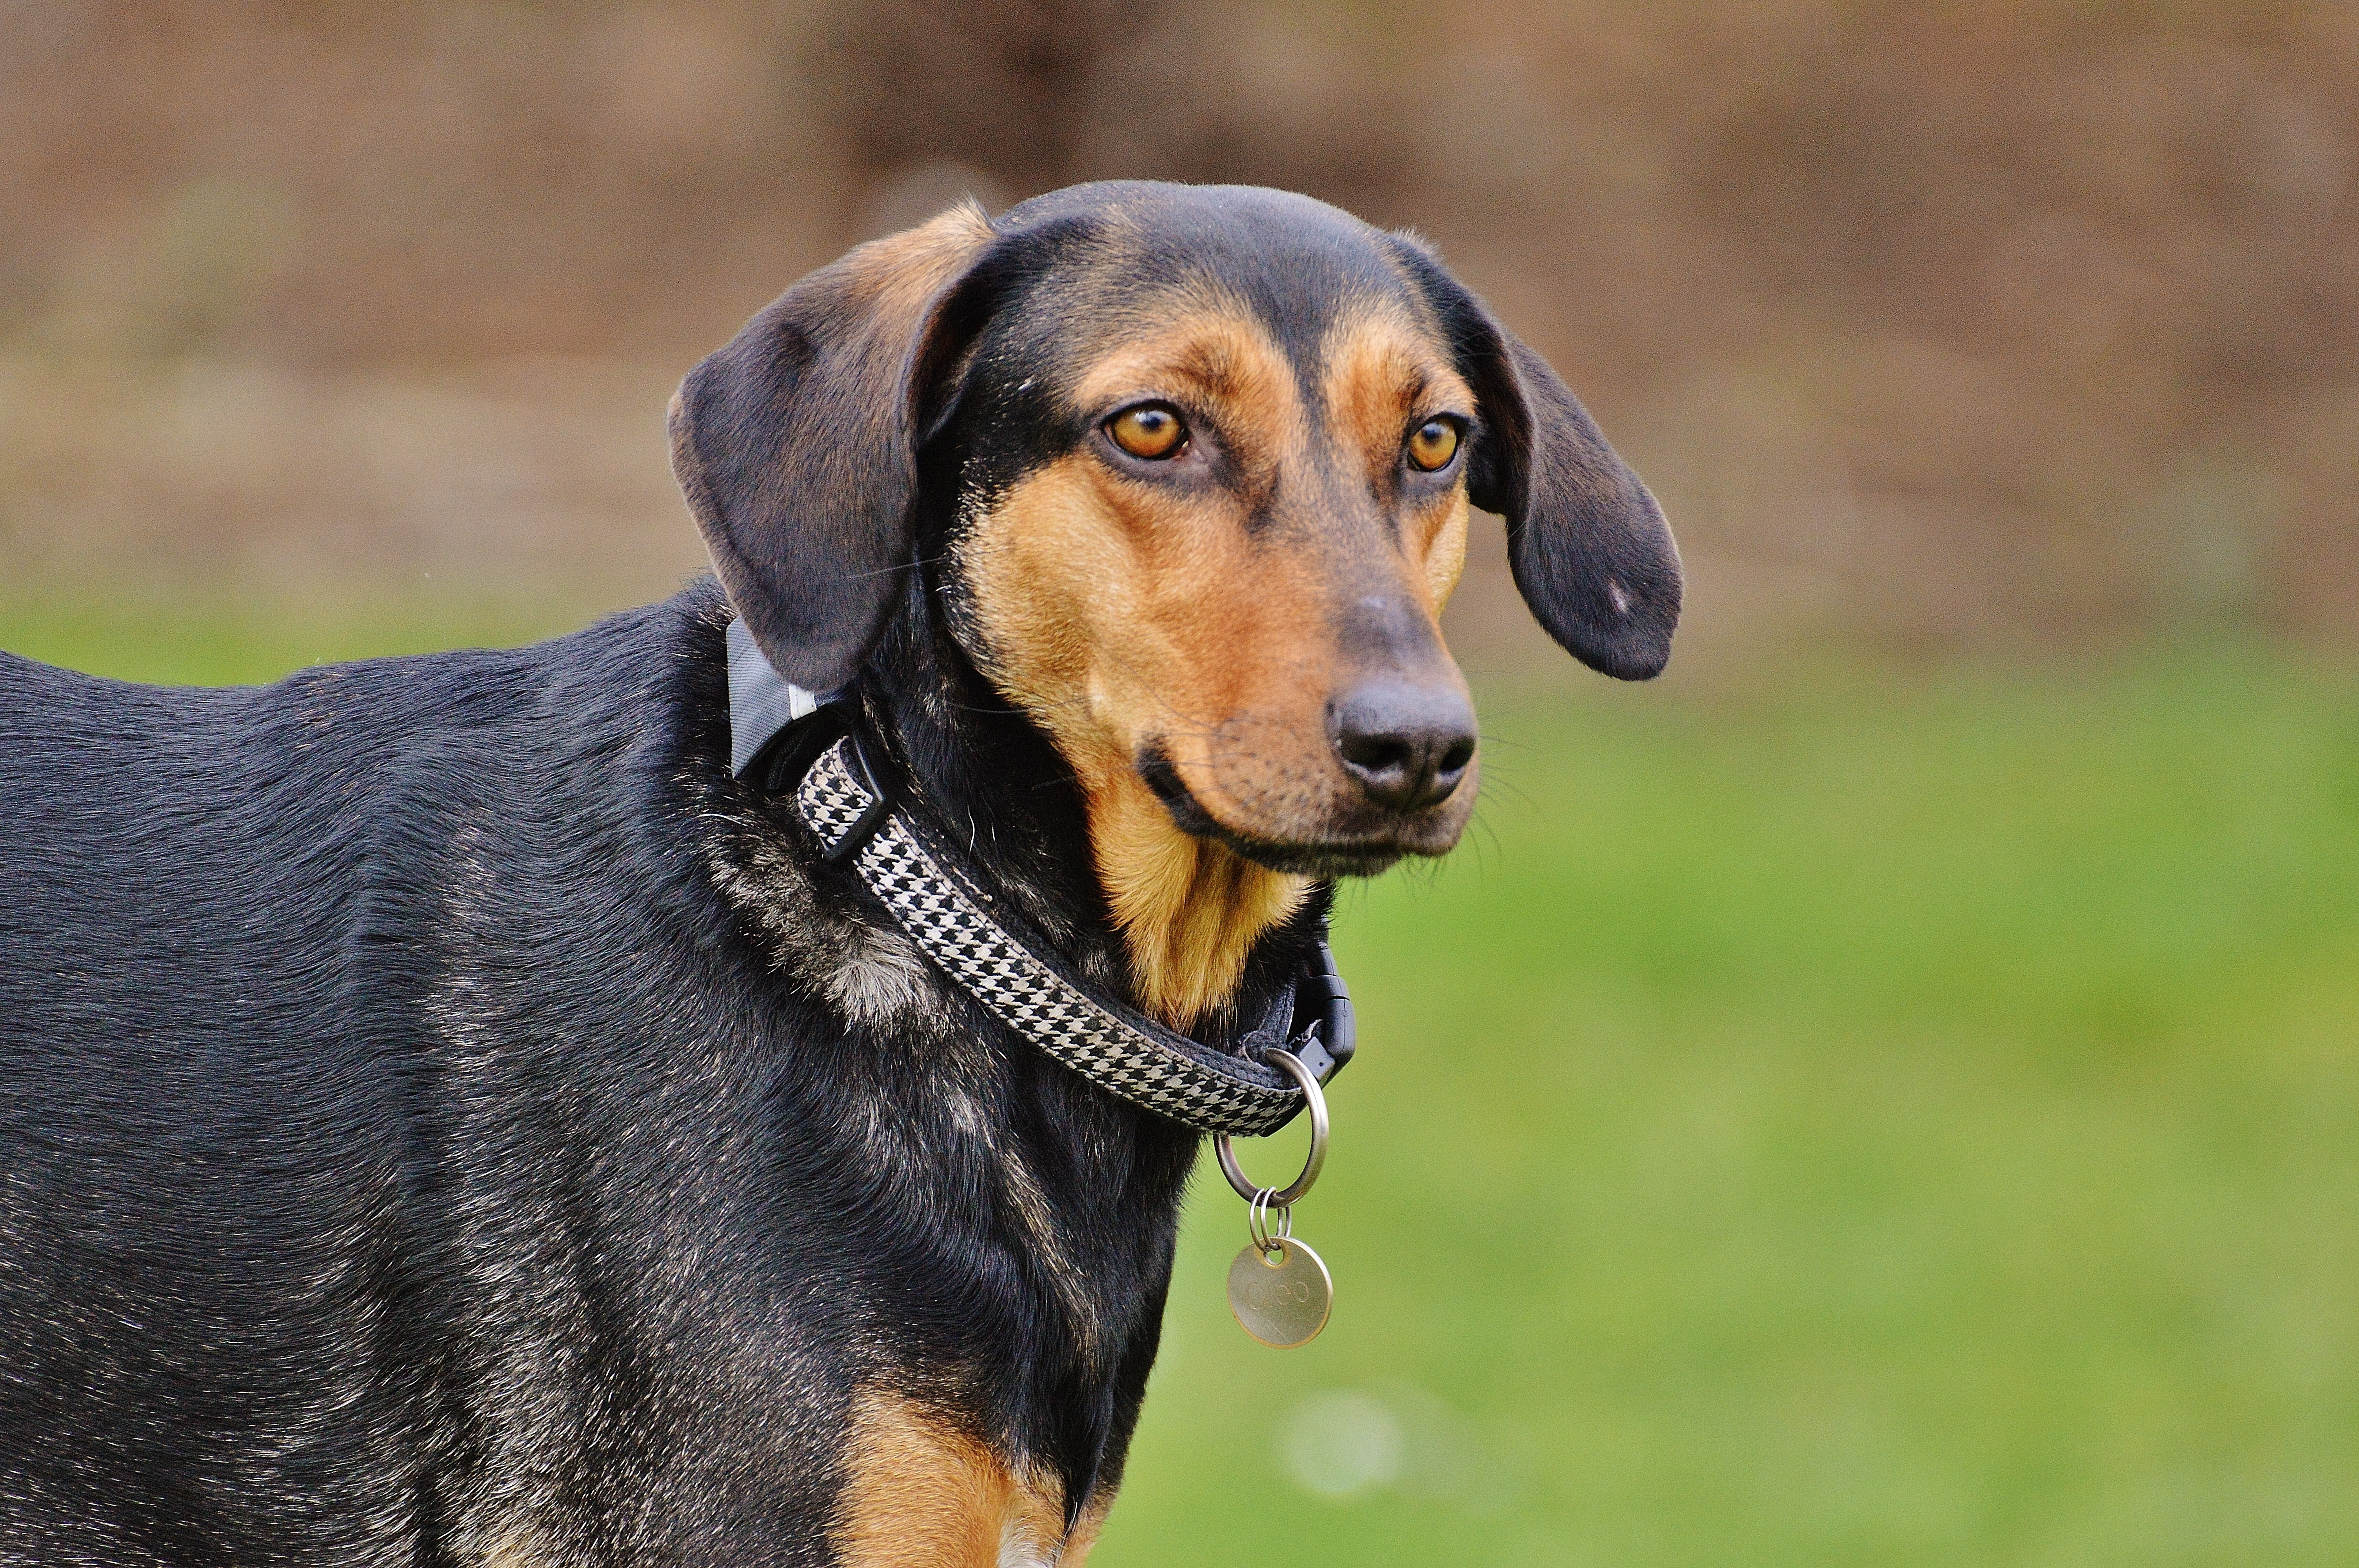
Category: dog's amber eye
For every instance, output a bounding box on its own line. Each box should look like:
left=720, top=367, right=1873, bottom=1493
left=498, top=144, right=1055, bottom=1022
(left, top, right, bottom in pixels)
left=1407, top=418, right=1460, bottom=472
left=1109, top=404, right=1187, bottom=460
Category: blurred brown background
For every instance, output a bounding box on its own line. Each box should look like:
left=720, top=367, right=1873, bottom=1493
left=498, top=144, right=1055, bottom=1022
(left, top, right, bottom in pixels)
left=4, top=0, right=2354, bottom=666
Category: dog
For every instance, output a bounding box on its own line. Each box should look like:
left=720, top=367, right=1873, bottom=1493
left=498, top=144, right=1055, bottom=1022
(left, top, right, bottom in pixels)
left=0, top=181, right=1679, bottom=1566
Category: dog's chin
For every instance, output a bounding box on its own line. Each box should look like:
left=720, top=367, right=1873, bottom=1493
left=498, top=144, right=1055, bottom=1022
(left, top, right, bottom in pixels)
left=1136, top=751, right=1467, bottom=878
left=1228, top=837, right=1415, bottom=879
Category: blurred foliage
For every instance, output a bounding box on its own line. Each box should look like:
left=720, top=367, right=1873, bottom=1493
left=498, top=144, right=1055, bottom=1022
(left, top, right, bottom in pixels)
left=11, top=604, right=2354, bottom=1564
left=2, top=0, right=2354, bottom=651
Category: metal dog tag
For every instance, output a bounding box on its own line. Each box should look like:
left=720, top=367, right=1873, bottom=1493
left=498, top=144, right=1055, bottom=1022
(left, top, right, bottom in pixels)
left=1227, top=1236, right=1332, bottom=1348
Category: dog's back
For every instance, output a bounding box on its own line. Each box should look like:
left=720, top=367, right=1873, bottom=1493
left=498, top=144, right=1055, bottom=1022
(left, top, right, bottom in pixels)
left=0, top=597, right=787, bottom=1563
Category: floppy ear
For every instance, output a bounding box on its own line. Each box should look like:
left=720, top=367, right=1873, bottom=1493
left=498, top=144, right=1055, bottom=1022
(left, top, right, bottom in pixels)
left=669, top=203, right=1000, bottom=691
left=1388, top=238, right=1682, bottom=680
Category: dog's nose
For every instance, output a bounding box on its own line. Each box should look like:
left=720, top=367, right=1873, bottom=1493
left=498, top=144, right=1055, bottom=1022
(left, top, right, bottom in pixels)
left=1329, top=681, right=1478, bottom=813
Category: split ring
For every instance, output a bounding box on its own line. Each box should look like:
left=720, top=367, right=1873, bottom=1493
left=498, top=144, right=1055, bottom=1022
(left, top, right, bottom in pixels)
left=1216, top=1049, right=1328, bottom=1206
left=1245, top=1187, right=1295, bottom=1254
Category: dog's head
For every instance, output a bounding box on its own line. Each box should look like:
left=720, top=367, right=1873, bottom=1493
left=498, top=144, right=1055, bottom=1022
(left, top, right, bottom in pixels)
left=673, top=183, right=1678, bottom=885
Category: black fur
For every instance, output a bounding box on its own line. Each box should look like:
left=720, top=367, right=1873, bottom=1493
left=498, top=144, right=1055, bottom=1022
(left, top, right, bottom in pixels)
left=1382, top=232, right=1682, bottom=679
left=0, top=584, right=1332, bottom=1563
left=1, top=180, right=1671, bottom=1564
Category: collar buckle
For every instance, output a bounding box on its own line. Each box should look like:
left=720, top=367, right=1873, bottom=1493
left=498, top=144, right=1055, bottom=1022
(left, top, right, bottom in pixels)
left=814, top=719, right=894, bottom=866
left=1237, top=944, right=1355, bottom=1087
left=747, top=696, right=895, bottom=866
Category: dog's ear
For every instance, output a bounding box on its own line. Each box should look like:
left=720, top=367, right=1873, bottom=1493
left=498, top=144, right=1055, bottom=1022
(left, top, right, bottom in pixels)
left=1387, top=236, right=1682, bottom=680
left=670, top=203, right=1001, bottom=691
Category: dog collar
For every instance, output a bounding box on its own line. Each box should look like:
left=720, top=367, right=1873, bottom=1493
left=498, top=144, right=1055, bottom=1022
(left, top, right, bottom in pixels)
left=727, top=619, right=825, bottom=773
left=725, top=620, right=1351, bottom=1137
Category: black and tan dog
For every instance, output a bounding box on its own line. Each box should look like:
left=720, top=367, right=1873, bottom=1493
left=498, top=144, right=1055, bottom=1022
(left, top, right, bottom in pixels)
left=0, top=183, right=1678, bottom=1565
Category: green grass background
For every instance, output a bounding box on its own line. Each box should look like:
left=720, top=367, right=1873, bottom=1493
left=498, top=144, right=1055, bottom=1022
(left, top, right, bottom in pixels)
left=7, top=600, right=2354, bottom=1566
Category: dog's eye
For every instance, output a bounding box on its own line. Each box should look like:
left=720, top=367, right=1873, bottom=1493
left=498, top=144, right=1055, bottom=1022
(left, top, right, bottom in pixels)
left=1406, top=418, right=1461, bottom=473
left=1108, top=404, right=1187, bottom=461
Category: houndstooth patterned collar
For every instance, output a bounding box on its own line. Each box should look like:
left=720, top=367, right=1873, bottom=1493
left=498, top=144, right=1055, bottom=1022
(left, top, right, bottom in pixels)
left=727, top=623, right=1349, bottom=1137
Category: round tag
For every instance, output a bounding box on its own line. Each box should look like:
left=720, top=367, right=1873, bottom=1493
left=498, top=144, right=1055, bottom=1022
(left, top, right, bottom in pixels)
left=1226, top=1236, right=1333, bottom=1348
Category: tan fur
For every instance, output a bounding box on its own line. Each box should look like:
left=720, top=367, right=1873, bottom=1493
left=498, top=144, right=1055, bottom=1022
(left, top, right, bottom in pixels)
left=1087, top=777, right=1312, bottom=1029
left=1424, top=490, right=1472, bottom=607
left=831, top=199, right=998, bottom=339
left=1314, top=304, right=1476, bottom=615
left=958, top=298, right=1475, bottom=1025
left=957, top=458, right=1318, bottom=1025
left=832, top=1387, right=1098, bottom=1568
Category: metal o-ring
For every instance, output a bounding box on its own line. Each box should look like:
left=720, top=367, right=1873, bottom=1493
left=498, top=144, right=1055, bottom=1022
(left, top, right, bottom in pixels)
left=1216, top=1050, right=1328, bottom=1206
left=1245, top=1187, right=1296, bottom=1254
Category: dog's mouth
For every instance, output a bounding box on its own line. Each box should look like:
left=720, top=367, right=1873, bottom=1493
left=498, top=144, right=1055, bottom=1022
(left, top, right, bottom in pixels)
left=1137, top=746, right=1463, bottom=878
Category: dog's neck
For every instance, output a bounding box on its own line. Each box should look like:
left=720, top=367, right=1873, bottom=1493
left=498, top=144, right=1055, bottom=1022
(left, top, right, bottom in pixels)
left=1072, top=773, right=1309, bottom=1028
left=858, top=573, right=1319, bottom=1035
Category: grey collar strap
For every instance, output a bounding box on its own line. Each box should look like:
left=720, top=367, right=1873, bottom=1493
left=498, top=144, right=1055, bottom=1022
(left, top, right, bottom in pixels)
left=727, top=619, right=821, bottom=775
left=725, top=621, right=1349, bottom=1138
